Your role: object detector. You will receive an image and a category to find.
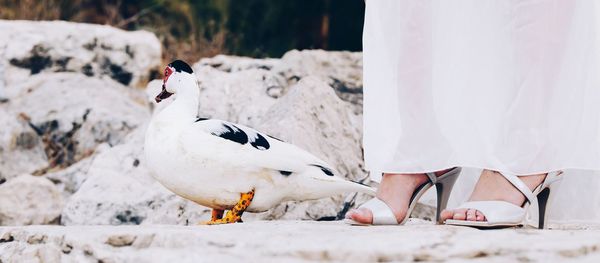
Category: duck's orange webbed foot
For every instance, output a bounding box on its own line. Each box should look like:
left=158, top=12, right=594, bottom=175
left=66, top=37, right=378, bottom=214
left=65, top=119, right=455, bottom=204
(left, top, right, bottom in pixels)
left=198, top=209, right=224, bottom=225
left=199, top=190, right=255, bottom=225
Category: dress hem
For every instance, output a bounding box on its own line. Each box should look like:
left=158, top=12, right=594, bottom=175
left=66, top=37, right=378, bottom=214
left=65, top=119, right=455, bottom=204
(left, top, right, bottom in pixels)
left=366, top=163, right=600, bottom=177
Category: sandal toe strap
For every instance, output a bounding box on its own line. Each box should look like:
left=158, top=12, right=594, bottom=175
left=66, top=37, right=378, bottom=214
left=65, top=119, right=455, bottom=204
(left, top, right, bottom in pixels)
left=458, top=201, right=526, bottom=224
left=359, top=198, right=398, bottom=225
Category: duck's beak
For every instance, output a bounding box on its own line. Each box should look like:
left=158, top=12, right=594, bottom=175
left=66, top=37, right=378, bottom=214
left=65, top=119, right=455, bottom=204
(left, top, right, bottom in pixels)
left=155, top=84, right=173, bottom=103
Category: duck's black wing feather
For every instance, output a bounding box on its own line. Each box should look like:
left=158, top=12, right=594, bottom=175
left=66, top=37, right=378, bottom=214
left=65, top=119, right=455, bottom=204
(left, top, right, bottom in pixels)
left=184, top=118, right=333, bottom=175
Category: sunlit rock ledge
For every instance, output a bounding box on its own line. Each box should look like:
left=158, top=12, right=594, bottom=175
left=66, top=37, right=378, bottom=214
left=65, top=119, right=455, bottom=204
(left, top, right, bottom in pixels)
left=1, top=221, right=600, bottom=262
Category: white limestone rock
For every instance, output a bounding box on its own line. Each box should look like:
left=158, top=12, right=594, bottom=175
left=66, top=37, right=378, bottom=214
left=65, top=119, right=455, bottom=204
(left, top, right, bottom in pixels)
left=193, top=66, right=284, bottom=126
left=0, top=174, right=63, bottom=225
left=276, top=50, right=363, bottom=108
left=197, top=54, right=279, bottom=73
left=0, top=73, right=150, bottom=181
left=45, top=155, right=96, bottom=198
left=0, top=105, right=48, bottom=181
left=0, top=58, right=6, bottom=102
left=197, top=50, right=363, bottom=112
left=0, top=19, right=161, bottom=94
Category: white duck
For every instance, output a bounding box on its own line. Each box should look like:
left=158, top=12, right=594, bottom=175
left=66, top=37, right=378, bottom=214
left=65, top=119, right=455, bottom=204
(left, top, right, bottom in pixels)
left=144, top=60, right=375, bottom=224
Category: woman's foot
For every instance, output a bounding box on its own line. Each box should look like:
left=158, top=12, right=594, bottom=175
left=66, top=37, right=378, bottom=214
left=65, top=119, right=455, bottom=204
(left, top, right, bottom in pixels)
left=345, top=169, right=451, bottom=224
left=440, top=170, right=546, bottom=222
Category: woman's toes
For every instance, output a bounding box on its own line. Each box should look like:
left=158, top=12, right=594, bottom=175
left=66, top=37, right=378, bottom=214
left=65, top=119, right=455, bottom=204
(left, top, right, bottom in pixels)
left=466, top=209, right=477, bottom=221
left=440, top=209, right=455, bottom=221
left=475, top=210, right=486, bottom=221
left=345, top=209, right=357, bottom=219
left=347, top=208, right=373, bottom=224
left=452, top=208, right=468, bottom=220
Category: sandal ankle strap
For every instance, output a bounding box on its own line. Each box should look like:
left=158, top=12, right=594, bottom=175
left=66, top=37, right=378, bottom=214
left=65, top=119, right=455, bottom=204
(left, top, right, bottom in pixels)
left=425, top=172, right=437, bottom=184
left=495, top=171, right=536, bottom=205
left=426, top=167, right=461, bottom=184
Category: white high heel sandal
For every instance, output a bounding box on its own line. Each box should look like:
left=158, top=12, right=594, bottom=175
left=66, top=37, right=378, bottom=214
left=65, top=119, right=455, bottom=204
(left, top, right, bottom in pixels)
left=445, top=171, right=563, bottom=229
left=345, top=167, right=462, bottom=225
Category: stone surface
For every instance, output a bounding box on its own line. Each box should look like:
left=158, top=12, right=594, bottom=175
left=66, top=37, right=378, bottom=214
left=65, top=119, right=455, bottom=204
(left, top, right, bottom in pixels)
left=194, top=66, right=282, bottom=126
left=0, top=105, right=48, bottom=181
left=0, top=73, right=150, bottom=181
left=1, top=221, right=600, bottom=262
left=0, top=58, right=6, bottom=101
left=197, top=49, right=363, bottom=113
left=0, top=20, right=161, bottom=91
left=45, top=155, right=96, bottom=198
left=275, top=50, right=363, bottom=112
left=0, top=23, right=156, bottom=225
left=0, top=174, right=63, bottom=225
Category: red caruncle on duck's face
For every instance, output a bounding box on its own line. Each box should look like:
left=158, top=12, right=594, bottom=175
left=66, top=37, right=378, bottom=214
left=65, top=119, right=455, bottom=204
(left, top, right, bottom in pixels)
left=163, top=66, right=174, bottom=84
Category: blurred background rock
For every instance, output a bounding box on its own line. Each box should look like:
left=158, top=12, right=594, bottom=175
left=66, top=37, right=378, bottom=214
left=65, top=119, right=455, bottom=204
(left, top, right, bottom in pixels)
left=0, top=0, right=365, bottom=61
left=0, top=0, right=380, bottom=228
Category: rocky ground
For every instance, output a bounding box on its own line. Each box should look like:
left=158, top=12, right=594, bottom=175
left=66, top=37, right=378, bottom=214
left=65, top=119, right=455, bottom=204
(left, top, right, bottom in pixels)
left=1, top=221, right=600, bottom=262
left=1, top=20, right=599, bottom=262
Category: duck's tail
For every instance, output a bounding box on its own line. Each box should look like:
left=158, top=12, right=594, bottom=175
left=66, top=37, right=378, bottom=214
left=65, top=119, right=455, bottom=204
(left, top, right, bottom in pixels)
left=290, top=164, right=376, bottom=200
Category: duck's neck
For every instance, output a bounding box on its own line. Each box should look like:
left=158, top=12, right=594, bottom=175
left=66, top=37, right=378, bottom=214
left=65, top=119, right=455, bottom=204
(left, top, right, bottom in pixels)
left=155, top=82, right=199, bottom=128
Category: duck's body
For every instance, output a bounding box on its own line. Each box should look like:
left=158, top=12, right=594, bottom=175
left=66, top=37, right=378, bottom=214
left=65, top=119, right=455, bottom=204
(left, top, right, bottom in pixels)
left=144, top=60, right=374, bottom=223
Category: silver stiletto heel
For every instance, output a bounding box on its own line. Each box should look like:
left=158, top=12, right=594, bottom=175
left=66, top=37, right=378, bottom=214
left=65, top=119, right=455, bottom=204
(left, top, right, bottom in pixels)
left=345, top=167, right=462, bottom=225
left=536, top=187, right=551, bottom=229
left=536, top=172, right=563, bottom=229
left=445, top=171, right=563, bottom=229
left=435, top=169, right=460, bottom=224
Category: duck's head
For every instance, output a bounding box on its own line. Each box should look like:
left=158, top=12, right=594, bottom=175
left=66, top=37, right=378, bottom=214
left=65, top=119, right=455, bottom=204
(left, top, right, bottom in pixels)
left=155, top=60, right=195, bottom=103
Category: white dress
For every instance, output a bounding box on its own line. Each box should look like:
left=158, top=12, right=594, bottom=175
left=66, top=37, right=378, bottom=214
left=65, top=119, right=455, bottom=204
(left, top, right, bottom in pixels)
left=363, top=0, right=600, bottom=222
